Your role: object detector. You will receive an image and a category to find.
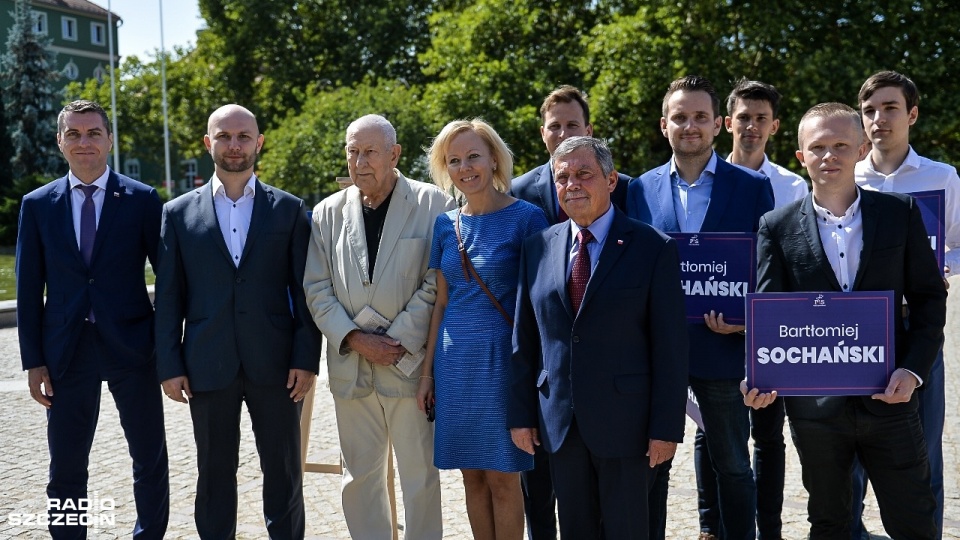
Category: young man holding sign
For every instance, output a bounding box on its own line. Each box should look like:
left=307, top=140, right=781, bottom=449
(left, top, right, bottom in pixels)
left=853, top=71, right=959, bottom=539
left=743, top=103, right=946, bottom=539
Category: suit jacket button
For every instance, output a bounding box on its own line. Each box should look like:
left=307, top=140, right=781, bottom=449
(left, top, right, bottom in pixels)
left=572, top=336, right=580, bottom=343
left=235, top=277, right=242, bottom=284
left=88, top=278, right=94, bottom=284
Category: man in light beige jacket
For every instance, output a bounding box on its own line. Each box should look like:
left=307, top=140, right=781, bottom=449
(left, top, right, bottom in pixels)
left=304, top=114, right=455, bottom=539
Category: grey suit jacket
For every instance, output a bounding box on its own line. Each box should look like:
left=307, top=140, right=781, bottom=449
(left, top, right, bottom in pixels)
left=304, top=172, right=456, bottom=400
left=155, top=178, right=322, bottom=392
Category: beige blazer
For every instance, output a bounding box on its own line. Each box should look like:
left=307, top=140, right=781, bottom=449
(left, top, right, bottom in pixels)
left=305, top=171, right=456, bottom=400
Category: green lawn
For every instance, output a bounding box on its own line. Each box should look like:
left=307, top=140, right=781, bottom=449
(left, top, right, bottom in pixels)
left=0, top=252, right=156, bottom=302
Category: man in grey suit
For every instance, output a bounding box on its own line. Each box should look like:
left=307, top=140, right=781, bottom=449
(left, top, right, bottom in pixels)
left=155, top=104, right=322, bottom=539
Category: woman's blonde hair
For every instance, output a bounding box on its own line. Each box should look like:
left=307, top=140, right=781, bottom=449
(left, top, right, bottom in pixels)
left=427, top=119, right=513, bottom=194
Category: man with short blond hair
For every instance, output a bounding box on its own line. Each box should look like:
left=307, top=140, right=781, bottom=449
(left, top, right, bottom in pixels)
left=744, top=101, right=945, bottom=539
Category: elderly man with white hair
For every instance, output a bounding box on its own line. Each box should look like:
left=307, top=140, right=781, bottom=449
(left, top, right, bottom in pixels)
left=304, top=114, right=455, bottom=539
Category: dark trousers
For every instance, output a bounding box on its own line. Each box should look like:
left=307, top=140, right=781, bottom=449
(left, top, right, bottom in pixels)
left=47, top=323, right=169, bottom=540
left=521, top=443, right=557, bottom=539
left=790, top=398, right=936, bottom=540
left=697, top=400, right=786, bottom=539
left=188, top=369, right=305, bottom=540
left=550, top=417, right=650, bottom=540
left=689, top=377, right=756, bottom=540
left=647, top=458, right=671, bottom=540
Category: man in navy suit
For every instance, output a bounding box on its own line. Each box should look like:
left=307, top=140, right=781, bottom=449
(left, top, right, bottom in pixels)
left=509, top=136, right=688, bottom=539
left=509, top=86, right=633, bottom=539
left=17, top=99, right=168, bottom=539
left=155, top=104, right=322, bottom=539
left=743, top=102, right=945, bottom=539
left=627, top=75, right=774, bottom=540
left=511, top=85, right=631, bottom=225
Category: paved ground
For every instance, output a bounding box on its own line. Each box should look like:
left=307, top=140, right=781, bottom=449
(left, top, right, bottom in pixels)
left=0, top=276, right=957, bottom=538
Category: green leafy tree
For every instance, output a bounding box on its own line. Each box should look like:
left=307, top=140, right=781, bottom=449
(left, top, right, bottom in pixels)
left=420, top=0, right=615, bottom=175
left=0, top=0, right=63, bottom=182
left=197, top=0, right=435, bottom=131
left=258, top=80, right=431, bottom=203
left=584, top=0, right=960, bottom=176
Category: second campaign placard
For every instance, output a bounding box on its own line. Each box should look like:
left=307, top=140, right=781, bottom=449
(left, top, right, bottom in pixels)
left=745, top=291, right=895, bottom=396
left=668, top=232, right=756, bottom=324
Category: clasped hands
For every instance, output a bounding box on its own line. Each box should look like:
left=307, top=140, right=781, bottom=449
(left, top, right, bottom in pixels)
left=345, top=329, right=406, bottom=366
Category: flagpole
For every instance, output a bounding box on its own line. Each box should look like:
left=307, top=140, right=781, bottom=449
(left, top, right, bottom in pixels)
left=159, top=0, right=172, bottom=196
left=107, top=0, right=119, bottom=171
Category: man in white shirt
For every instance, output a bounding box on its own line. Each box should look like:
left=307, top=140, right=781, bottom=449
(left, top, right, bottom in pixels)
left=155, top=104, right=322, bottom=539
left=851, top=70, right=958, bottom=539
left=725, top=78, right=809, bottom=209
left=743, top=102, right=945, bottom=540
left=694, top=78, right=812, bottom=540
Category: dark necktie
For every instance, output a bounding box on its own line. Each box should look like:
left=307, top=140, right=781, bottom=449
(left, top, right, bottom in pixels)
left=568, top=229, right=593, bottom=313
left=79, top=184, right=98, bottom=265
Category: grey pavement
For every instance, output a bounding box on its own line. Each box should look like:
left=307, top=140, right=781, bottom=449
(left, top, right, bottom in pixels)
left=0, top=276, right=957, bottom=538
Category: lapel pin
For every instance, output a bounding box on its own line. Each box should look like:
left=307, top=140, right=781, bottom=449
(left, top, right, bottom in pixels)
left=617, top=239, right=623, bottom=245
left=113, top=192, right=120, bottom=197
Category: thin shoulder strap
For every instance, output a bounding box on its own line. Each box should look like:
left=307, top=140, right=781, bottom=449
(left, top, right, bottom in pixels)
left=455, top=209, right=514, bottom=326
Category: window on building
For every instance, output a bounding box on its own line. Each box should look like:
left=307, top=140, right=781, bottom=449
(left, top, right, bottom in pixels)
left=62, top=17, right=77, bottom=41
left=182, top=159, right=199, bottom=185
left=31, top=11, right=48, bottom=35
left=124, top=159, right=141, bottom=180
left=91, top=22, right=105, bottom=45
left=63, top=60, right=79, bottom=80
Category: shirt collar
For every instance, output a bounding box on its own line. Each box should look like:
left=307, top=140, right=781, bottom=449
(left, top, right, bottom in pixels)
left=570, top=203, right=615, bottom=247
left=812, top=189, right=862, bottom=224
left=212, top=173, right=257, bottom=199
left=68, top=168, right=110, bottom=191
left=670, top=151, right=718, bottom=184
left=863, top=145, right=921, bottom=176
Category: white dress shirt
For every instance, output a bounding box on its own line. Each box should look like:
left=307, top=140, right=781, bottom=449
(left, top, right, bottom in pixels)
left=856, top=146, right=960, bottom=274
left=212, top=174, right=257, bottom=267
left=69, top=168, right=110, bottom=248
left=812, top=192, right=862, bottom=293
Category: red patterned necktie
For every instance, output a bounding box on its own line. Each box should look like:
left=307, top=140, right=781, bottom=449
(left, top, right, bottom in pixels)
left=568, top=229, right=593, bottom=313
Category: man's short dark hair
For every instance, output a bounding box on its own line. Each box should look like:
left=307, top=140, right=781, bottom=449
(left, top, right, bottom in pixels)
left=58, top=100, right=111, bottom=134
left=726, top=78, right=782, bottom=117
left=540, top=85, right=590, bottom=126
left=662, top=75, right=720, bottom=118
left=858, top=70, right=920, bottom=111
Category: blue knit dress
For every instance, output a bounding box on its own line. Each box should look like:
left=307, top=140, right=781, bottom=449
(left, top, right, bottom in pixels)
left=429, top=199, right=548, bottom=472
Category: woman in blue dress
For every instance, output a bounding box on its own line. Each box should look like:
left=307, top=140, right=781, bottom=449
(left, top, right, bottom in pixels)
left=418, top=119, right=548, bottom=539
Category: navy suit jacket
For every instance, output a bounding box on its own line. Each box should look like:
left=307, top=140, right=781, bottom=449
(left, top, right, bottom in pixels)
left=508, top=208, right=689, bottom=459
left=510, top=161, right=631, bottom=225
left=16, top=171, right=162, bottom=378
left=154, top=180, right=322, bottom=392
left=757, top=189, right=946, bottom=419
left=627, top=155, right=775, bottom=379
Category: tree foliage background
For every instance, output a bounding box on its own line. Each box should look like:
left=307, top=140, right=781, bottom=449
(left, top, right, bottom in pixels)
left=31, top=0, right=960, bottom=207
